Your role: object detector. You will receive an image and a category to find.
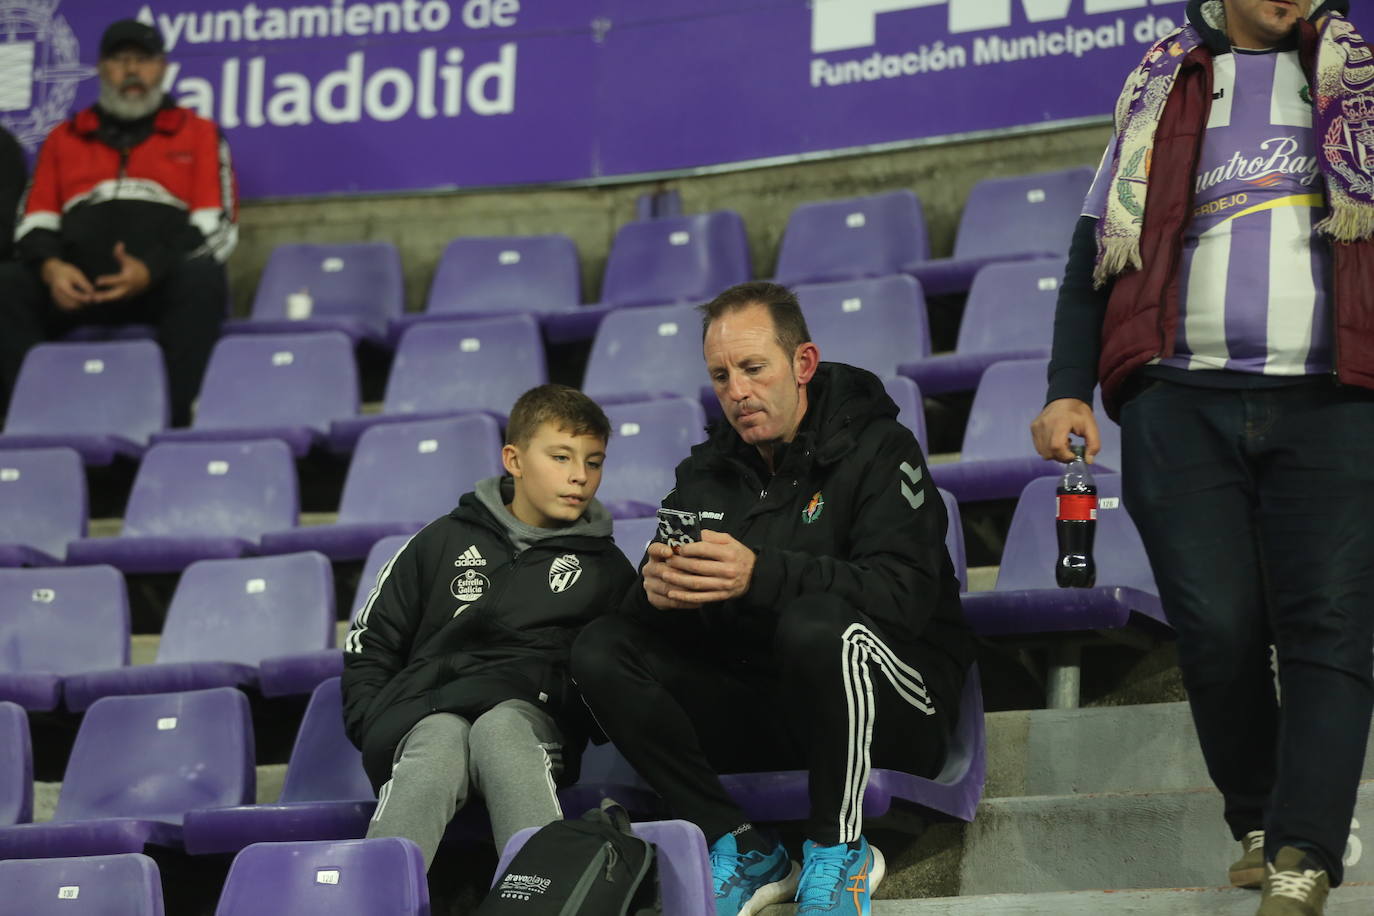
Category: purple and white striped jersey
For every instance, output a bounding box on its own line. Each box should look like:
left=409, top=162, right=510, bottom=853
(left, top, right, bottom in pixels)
left=1084, top=48, right=1332, bottom=377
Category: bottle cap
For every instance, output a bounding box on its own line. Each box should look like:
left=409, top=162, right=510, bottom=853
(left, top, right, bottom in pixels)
left=1071, top=443, right=1085, bottom=460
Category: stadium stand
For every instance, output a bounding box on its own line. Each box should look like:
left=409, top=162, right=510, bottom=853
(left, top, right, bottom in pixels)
left=0, top=447, right=86, bottom=566
left=214, top=837, right=429, bottom=916
left=0, top=853, right=164, bottom=915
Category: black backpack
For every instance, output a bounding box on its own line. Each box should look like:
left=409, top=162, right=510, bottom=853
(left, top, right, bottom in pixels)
left=477, top=799, right=661, bottom=916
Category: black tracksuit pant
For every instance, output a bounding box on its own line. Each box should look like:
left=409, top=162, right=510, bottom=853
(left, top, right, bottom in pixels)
left=1120, top=376, right=1374, bottom=885
left=0, top=256, right=226, bottom=427
left=572, top=592, right=959, bottom=847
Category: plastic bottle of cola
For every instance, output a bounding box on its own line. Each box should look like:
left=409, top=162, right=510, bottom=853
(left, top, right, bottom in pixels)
left=1055, top=443, right=1097, bottom=589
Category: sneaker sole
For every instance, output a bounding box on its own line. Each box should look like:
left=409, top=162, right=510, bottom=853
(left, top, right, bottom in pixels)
left=869, top=845, right=888, bottom=896
left=1230, top=865, right=1264, bottom=889
left=739, top=861, right=800, bottom=916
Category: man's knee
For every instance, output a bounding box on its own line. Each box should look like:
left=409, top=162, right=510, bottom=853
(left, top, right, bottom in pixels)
left=470, top=701, right=551, bottom=749
left=772, top=593, right=857, bottom=665
left=0, top=261, right=45, bottom=316
left=158, top=256, right=228, bottom=309
left=571, top=615, right=641, bottom=694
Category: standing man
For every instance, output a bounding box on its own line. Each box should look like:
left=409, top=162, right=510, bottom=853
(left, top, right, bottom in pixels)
left=0, top=19, right=236, bottom=426
left=574, top=282, right=973, bottom=916
left=1032, top=2, right=1374, bottom=913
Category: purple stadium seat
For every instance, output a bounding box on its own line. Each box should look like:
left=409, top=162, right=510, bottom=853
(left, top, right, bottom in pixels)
left=258, top=534, right=412, bottom=697
left=906, top=167, right=1093, bottom=296
left=0, top=854, right=164, bottom=915
left=582, top=303, right=705, bottom=405
left=0, top=341, right=167, bottom=465
left=775, top=190, right=930, bottom=286
left=959, top=474, right=1164, bottom=636
left=495, top=819, right=708, bottom=916
left=597, top=399, right=706, bottom=518
left=900, top=256, right=1066, bottom=395
left=941, top=488, right=967, bottom=593
left=928, top=358, right=1120, bottom=504
left=0, top=447, right=86, bottom=566
left=61, top=324, right=157, bottom=343
left=882, top=377, right=929, bottom=456
left=0, top=566, right=129, bottom=712
left=611, top=516, right=658, bottom=566
left=1, top=701, right=32, bottom=826
left=259, top=415, right=501, bottom=562
left=0, top=688, right=254, bottom=860
left=151, top=332, right=359, bottom=457
left=214, top=837, right=429, bottom=916
left=719, top=663, right=986, bottom=826
left=543, top=211, right=750, bottom=344
left=183, top=679, right=377, bottom=856
left=390, top=234, right=580, bottom=339
left=328, top=315, right=545, bottom=452
left=797, top=275, right=931, bottom=377
left=65, top=440, right=299, bottom=574
left=62, top=553, right=333, bottom=712
left=230, top=243, right=404, bottom=347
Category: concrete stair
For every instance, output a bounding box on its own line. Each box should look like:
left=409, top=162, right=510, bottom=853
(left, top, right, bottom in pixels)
left=865, top=884, right=1374, bottom=914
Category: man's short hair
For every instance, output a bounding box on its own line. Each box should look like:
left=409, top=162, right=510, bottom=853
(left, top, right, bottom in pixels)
left=698, top=281, right=812, bottom=357
left=505, top=384, right=611, bottom=449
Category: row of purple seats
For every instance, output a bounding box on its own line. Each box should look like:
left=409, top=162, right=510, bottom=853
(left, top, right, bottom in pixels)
left=0, top=839, right=429, bottom=916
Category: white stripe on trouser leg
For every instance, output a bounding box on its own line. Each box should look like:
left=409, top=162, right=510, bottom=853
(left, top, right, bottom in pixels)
left=540, top=743, right=564, bottom=819
left=371, top=779, right=392, bottom=824
left=836, top=624, right=938, bottom=842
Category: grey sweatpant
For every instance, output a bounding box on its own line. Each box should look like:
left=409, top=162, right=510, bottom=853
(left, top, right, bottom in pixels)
left=366, top=699, right=565, bottom=868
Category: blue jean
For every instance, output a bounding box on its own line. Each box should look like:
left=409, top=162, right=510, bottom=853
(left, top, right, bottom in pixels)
left=1120, top=376, right=1374, bottom=884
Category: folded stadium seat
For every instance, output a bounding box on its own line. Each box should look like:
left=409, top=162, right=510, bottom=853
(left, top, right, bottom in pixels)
left=0, top=566, right=129, bottom=712
left=959, top=474, right=1167, bottom=708
left=0, top=687, right=254, bottom=860
left=596, top=399, right=706, bottom=519
left=389, top=234, right=580, bottom=341
left=150, top=332, right=359, bottom=458
left=495, top=819, right=708, bottom=916
left=582, top=303, right=706, bottom=405
left=214, top=837, right=428, bottom=916
left=611, top=516, right=658, bottom=566
left=1, top=701, right=32, bottom=826
left=0, top=340, right=167, bottom=466
left=719, top=662, right=986, bottom=828
left=327, top=314, right=545, bottom=453
left=900, top=256, right=1067, bottom=396
left=182, top=678, right=376, bottom=856
left=882, top=376, right=929, bottom=455
left=542, top=211, right=751, bottom=344
left=65, top=439, right=298, bottom=574
left=257, top=533, right=412, bottom=697
left=774, top=190, right=930, bottom=286
left=940, top=488, right=967, bottom=593
left=62, top=552, right=333, bottom=712
left=928, top=358, right=1120, bottom=505
left=258, top=415, right=501, bottom=562
left=0, top=854, right=164, bottom=915
left=228, top=243, right=404, bottom=348
left=905, top=167, right=1093, bottom=297
left=795, top=274, right=931, bottom=377
left=0, top=447, right=86, bottom=566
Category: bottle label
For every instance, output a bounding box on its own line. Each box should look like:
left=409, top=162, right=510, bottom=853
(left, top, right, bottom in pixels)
left=1057, top=493, right=1098, bottom=521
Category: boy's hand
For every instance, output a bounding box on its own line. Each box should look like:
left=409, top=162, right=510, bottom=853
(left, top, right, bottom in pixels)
left=643, top=542, right=697, bottom=610
left=661, top=530, right=755, bottom=604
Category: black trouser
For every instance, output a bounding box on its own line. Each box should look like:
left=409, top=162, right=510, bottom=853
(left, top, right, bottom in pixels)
left=0, top=257, right=226, bottom=427
left=1120, top=377, right=1374, bottom=885
left=572, top=593, right=957, bottom=847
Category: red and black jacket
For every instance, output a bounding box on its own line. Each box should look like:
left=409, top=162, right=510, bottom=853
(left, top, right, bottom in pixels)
left=16, top=99, right=237, bottom=283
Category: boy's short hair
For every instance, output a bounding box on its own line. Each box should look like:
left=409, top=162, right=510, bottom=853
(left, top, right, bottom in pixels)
left=505, top=384, right=611, bottom=449
left=698, top=281, right=812, bottom=357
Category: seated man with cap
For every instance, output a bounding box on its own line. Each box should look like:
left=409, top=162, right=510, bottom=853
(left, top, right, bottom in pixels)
left=0, top=19, right=237, bottom=426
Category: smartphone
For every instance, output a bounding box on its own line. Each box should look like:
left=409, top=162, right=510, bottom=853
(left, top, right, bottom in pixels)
left=654, top=508, right=701, bottom=554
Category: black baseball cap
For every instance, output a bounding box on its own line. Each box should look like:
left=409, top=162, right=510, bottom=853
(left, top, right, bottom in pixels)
left=99, top=19, right=165, bottom=58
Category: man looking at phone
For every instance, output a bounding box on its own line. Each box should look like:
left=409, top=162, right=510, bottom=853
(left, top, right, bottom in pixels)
left=573, top=281, right=973, bottom=916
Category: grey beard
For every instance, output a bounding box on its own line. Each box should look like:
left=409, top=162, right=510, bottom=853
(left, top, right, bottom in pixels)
left=98, top=82, right=165, bottom=121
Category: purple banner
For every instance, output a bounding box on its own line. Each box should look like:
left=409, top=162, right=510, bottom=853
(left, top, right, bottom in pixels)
left=1, top=0, right=1187, bottom=198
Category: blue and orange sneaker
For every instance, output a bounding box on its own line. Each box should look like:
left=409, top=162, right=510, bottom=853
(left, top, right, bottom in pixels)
left=795, top=836, right=886, bottom=914
left=710, top=830, right=799, bottom=916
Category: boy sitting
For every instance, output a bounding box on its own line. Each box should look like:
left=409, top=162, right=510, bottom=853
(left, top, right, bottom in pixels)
left=341, top=384, right=636, bottom=865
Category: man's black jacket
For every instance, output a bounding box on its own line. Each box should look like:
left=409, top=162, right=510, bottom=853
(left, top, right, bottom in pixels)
left=342, top=490, right=636, bottom=789
left=625, top=362, right=974, bottom=709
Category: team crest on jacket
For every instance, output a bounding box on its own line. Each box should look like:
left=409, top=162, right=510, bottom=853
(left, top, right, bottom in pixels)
left=802, top=491, right=825, bottom=524
left=450, top=569, right=489, bottom=602
left=548, top=554, right=582, bottom=593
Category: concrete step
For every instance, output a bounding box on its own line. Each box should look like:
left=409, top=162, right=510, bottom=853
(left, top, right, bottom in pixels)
left=986, top=703, right=1374, bottom=798
left=836, top=883, right=1374, bottom=914
left=961, top=780, right=1374, bottom=895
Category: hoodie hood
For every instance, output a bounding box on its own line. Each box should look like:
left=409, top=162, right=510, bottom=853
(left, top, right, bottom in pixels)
left=1187, top=0, right=1348, bottom=53
left=464, top=475, right=613, bottom=553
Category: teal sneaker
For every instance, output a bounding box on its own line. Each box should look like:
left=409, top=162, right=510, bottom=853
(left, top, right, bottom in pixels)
left=710, top=830, right=799, bottom=916
left=795, top=836, right=886, bottom=915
